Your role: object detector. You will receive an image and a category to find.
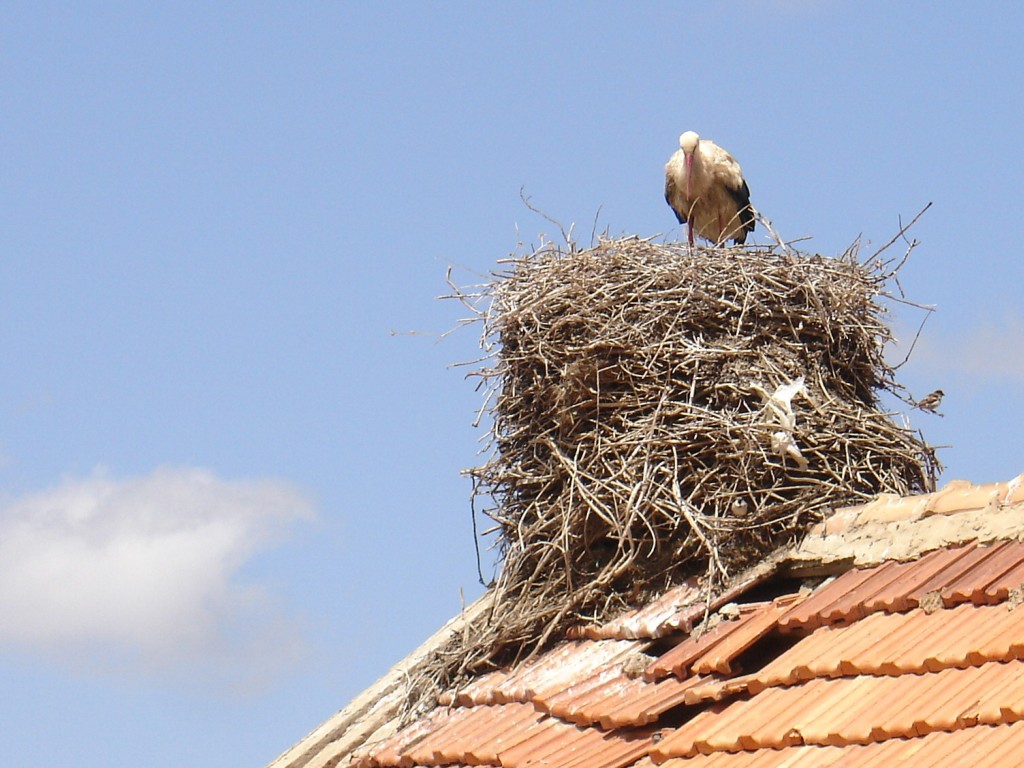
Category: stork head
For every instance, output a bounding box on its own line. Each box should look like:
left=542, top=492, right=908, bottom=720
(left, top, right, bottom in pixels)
left=678, top=131, right=700, bottom=156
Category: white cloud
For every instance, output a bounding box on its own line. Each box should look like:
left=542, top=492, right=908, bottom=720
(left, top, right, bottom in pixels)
left=0, top=466, right=314, bottom=691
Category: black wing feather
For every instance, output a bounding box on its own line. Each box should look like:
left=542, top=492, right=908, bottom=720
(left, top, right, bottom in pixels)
left=725, top=179, right=755, bottom=244
left=664, top=173, right=688, bottom=225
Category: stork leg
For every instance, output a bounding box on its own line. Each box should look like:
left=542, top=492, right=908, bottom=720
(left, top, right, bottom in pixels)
left=687, top=222, right=695, bottom=247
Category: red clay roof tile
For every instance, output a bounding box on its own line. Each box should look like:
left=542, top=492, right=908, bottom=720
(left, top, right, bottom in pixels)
left=596, top=676, right=701, bottom=729
left=925, top=481, right=1006, bottom=515
left=549, top=673, right=644, bottom=726
left=680, top=673, right=757, bottom=706
left=777, top=565, right=889, bottom=631
left=509, top=726, right=653, bottom=768
left=940, top=540, right=1024, bottom=604
left=983, top=558, right=1024, bottom=602
left=755, top=598, right=1024, bottom=692
left=691, top=595, right=804, bottom=677
left=851, top=492, right=929, bottom=524
left=445, top=669, right=510, bottom=707
left=492, top=716, right=584, bottom=768
left=644, top=600, right=790, bottom=682
left=582, top=572, right=775, bottom=644
left=904, top=544, right=996, bottom=606
left=362, top=707, right=455, bottom=768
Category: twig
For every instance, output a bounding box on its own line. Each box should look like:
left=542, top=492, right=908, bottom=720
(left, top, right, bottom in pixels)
left=868, top=201, right=933, bottom=264
left=520, top=187, right=575, bottom=248
left=752, top=207, right=793, bottom=256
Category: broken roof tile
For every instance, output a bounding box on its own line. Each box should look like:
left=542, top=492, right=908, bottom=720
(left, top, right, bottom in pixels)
left=680, top=674, right=758, bottom=706
left=491, top=639, right=639, bottom=704
left=582, top=572, right=775, bottom=644
left=582, top=581, right=705, bottom=640
left=690, top=595, right=804, bottom=677
left=644, top=601, right=779, bottom=682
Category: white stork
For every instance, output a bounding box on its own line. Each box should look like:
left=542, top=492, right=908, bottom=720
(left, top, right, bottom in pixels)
left=664, top=131, right=755, bottom=246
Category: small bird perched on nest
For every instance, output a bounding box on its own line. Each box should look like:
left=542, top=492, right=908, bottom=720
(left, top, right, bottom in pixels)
left=915, top=389, right=945, bottom=416
left=665, top=131, right=755, bottom=247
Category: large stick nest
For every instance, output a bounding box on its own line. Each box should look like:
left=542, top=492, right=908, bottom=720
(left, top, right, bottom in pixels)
left=449, top=235, right=937, bottom=674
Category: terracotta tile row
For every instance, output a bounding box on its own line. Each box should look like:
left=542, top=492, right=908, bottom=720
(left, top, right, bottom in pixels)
left=366, top=698, right=655, bottom=768
left=400, top=702, right=546, bottom=766
left=554, top=674, right=702, bottom=729
left=779, top=540, right=1024, bottom=631
left=370, top=537, right=1024, bottom=768
left=362, top=707, right=460, bottom=768
left=654, top=720, right=1024, bottom=767
left=651, top=657, right=1024, bottom=759
left=508, top=723, right=654, bottom=768
left=441, top=669, right=512, bottom=707
left=535, top=662, right=637, bottom=721
left=750, top=600, right=1024, bottom=692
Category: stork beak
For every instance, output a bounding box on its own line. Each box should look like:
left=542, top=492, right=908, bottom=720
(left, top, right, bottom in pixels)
left=684, top=153, right=693, bottom=197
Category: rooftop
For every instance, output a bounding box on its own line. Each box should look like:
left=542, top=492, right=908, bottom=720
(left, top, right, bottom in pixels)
left=270, top=473, right=1024, bottom=768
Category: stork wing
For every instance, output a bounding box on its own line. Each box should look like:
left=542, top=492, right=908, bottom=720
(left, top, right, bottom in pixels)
left=664, top=165, right=688, bottom=225
left=726, top=179, right=756, bottom=235
left=707, top=146, right=755, bottom=239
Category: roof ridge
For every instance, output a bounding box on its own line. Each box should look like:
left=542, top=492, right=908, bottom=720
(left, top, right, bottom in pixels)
left=787, top=472, right=1024, bottom=573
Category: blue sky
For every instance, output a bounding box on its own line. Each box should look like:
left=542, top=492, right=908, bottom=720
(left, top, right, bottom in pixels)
left=1, top=3, right=1022, bottom=766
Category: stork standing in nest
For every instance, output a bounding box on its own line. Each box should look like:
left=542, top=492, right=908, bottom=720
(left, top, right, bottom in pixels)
left=665, top=131, right=755, bottom=246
